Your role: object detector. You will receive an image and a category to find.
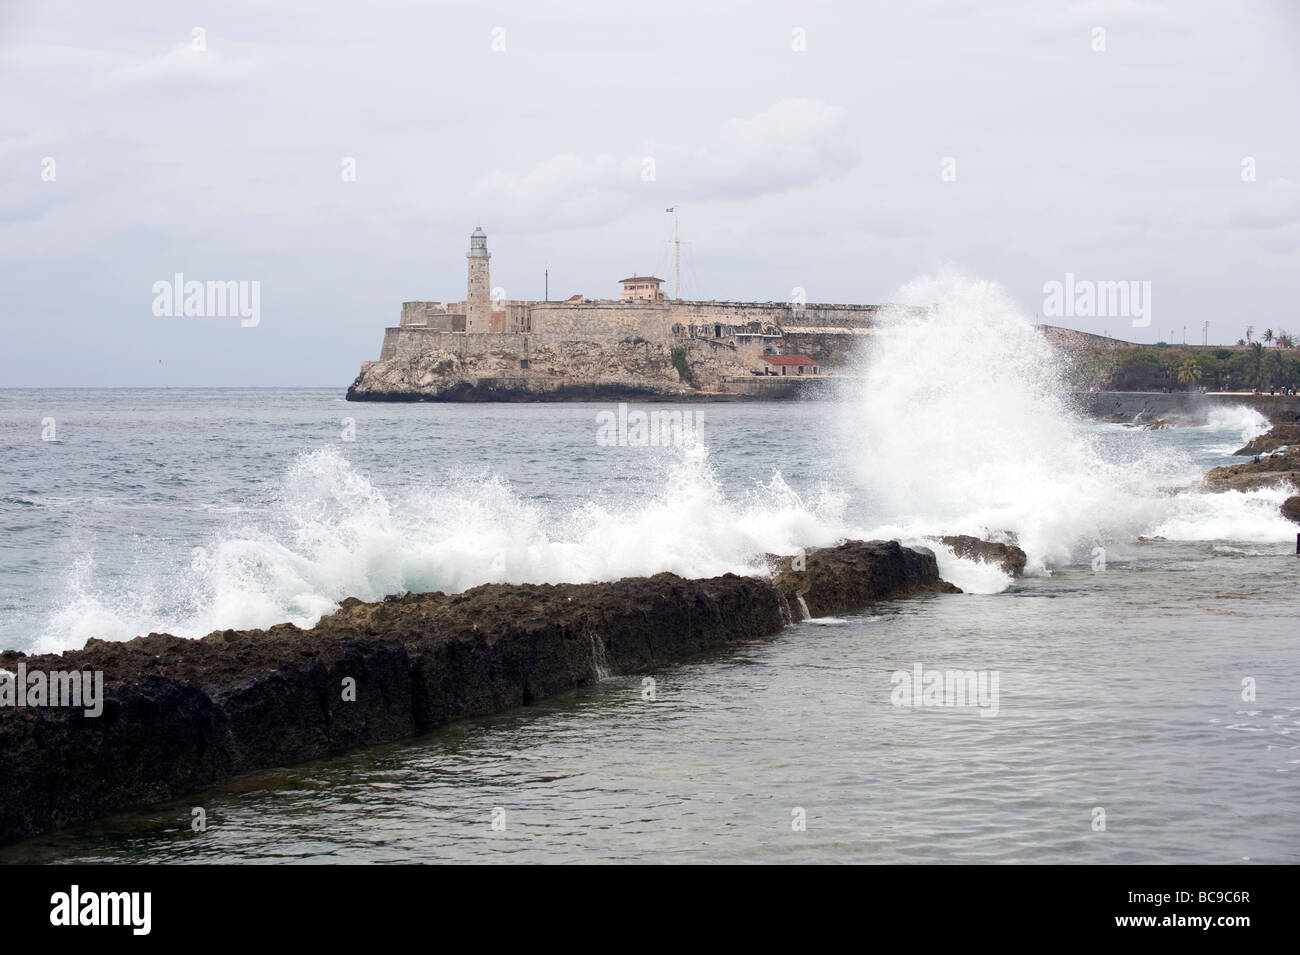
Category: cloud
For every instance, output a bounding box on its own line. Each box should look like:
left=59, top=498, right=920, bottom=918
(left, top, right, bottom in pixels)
left=0, top=183, right=67, bottom=226
left=473, top=152, right=629, bottom=227
left=1118, top=178, right=1300, bottom=240
left=111, top=41, right=262, bottom=87
left=0, top=42, right=125, bottom=72
left=468, top=98, right=857, bottom=231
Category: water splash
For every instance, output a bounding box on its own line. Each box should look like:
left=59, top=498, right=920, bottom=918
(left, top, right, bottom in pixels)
left=30, top=273, right=1298, bottom=651
left=838, top=273, right=1295, bottom=583
left=35, top=444, right=844, bottom=653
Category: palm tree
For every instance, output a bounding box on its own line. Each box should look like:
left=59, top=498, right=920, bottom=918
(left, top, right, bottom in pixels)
left=1264, top=328, right=1274, bottom=346
left=1277, top=330, right=1294, bottom=349
left=1176, top=358, right=1203, bottom=387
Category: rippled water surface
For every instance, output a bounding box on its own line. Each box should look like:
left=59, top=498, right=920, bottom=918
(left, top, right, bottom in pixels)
left=1, top=388, right=1297, bottom=863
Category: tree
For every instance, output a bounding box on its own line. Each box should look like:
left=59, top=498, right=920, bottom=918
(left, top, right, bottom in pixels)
left=1250, top=341, right=1265, bottom=387
left=1264, top=328, right=1274, bottom=346
left=1176, top=357, right=1203, bottom=386
left=1277, top=330, right=1294, bottom=349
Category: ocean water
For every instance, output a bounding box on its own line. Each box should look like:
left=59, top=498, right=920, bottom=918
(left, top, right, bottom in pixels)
left=1, top=278, right=1297, bottom=863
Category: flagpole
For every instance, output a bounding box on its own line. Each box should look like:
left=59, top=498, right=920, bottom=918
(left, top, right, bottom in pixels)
left=674, top=207, right=680, bottom=301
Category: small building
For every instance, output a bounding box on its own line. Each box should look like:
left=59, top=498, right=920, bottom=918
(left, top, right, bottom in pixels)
left=619, top=276, right=666, bottom=303
left=756, top=354, right=820, bottom=376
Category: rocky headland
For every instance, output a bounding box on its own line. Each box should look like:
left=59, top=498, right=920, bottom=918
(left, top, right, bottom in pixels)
left=345, top=338, right=816, bottom=402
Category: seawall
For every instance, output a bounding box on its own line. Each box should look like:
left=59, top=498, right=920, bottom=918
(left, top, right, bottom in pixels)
left=1075, top=391, right=1300, bottom=424
left=0, top=540, right=956, bottom=846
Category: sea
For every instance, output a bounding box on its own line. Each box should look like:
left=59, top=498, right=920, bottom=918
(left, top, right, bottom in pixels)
left=1, top=277, right=1297, bottom=863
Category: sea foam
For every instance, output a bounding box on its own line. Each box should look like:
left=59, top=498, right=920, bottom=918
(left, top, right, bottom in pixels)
left=33, top=274, right=1298, bottom=650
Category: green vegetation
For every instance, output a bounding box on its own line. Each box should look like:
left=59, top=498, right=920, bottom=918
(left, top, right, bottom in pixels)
left=1071, top=341, right=1300, bottom=392
left=671, top=347, right=693, bottom=385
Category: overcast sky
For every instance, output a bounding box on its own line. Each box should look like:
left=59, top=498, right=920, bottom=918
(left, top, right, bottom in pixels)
left=2, top=0, right=1297, bottom=386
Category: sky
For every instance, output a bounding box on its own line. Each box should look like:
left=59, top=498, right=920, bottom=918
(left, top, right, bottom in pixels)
left=1, top=0, right=1298, bottom=386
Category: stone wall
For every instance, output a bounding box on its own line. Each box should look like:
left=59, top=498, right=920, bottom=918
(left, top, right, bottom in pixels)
left=780, top=329, right=873, bottom=366
left=1076, top=391, right=1300, bottom=424
left=377, top=298, right=886, bottom=362
left=400, top=302, right=457, bottom=329
left=669, top=301, right=880, bottom=328
left=530, top=301, right=674, bottom=346
left=382, top=329, right=531, bottom=363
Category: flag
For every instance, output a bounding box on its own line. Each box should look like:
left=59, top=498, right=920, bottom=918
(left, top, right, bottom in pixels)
left=665, top=207, right=674, bottom=213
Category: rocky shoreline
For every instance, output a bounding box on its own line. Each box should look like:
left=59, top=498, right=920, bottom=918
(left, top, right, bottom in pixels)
left=0, top=540, right=957, bottom=846
left=1201, top=409, right=1300, bottom=521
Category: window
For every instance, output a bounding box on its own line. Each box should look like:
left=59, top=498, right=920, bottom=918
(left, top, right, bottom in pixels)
left=520, top=358, right=529, bottom=369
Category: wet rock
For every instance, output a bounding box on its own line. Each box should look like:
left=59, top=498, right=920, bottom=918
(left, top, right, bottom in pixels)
left=771, top=540, right=960, bottom=618
left=1281, top=496, right=1300, bottom=524
left=1205, top=446, right=1300, bottom=492
left=0, top=540, right=956, bottom=845
left=932, top=535, right=1028, bottom=575
left=1235, top=421, right=1300, bottom=455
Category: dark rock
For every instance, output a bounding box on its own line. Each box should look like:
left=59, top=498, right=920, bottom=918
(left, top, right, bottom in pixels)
left=932, top=535, right=1028, bottom=575
left=1281, top=496, right=1300, bottom=524
left=771, top=540, right=960, bottom=618
left=1235, top=421, right=1300, bottom=455
left=1205, top=446, right=1300, bottom=491
left=0, top=539, right=956, bottom=845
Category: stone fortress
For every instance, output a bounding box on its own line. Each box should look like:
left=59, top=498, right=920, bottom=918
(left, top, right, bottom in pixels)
left=348, top=227, right=891, bottom=401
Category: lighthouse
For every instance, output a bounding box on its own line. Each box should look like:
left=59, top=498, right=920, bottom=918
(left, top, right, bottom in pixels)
left=465, top=226, right=491, bottom=334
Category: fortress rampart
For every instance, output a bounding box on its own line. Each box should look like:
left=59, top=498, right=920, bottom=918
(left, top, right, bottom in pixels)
left=377, top=299, right=882, bottom=364
left=355, top=227, right=896, bottom=399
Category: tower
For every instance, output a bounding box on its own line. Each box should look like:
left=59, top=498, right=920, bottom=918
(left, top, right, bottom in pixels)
left=466, top=226, right=491, bottom=334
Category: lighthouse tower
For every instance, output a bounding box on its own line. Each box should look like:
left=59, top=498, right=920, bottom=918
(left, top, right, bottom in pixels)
left=465, top=226, right=492, bottom=334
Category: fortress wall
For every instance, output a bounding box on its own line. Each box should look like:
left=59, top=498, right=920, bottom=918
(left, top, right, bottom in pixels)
left=374, top=300, right=900, bottom=365
left=379, top=327, right=403, bottom=360
left=668, top=301, right=880, bottom=328
left=780, top=329, right=873, bottom=366
left=400, top=301, right=461, bottom=332
left=400, top=302, right=435, bottom=327
left=529, top=302, right=672, bottom=345
left=381, top=328, right=526, bottom=362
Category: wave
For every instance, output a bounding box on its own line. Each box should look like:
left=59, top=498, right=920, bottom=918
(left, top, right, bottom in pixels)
left=34, top=445, right=846, bottom=653
left=1199, top=405, right=1270, bottom=446
left=31, top=273, right=1299, bottom=651
left=834, top=273, right=1294, bottom=584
